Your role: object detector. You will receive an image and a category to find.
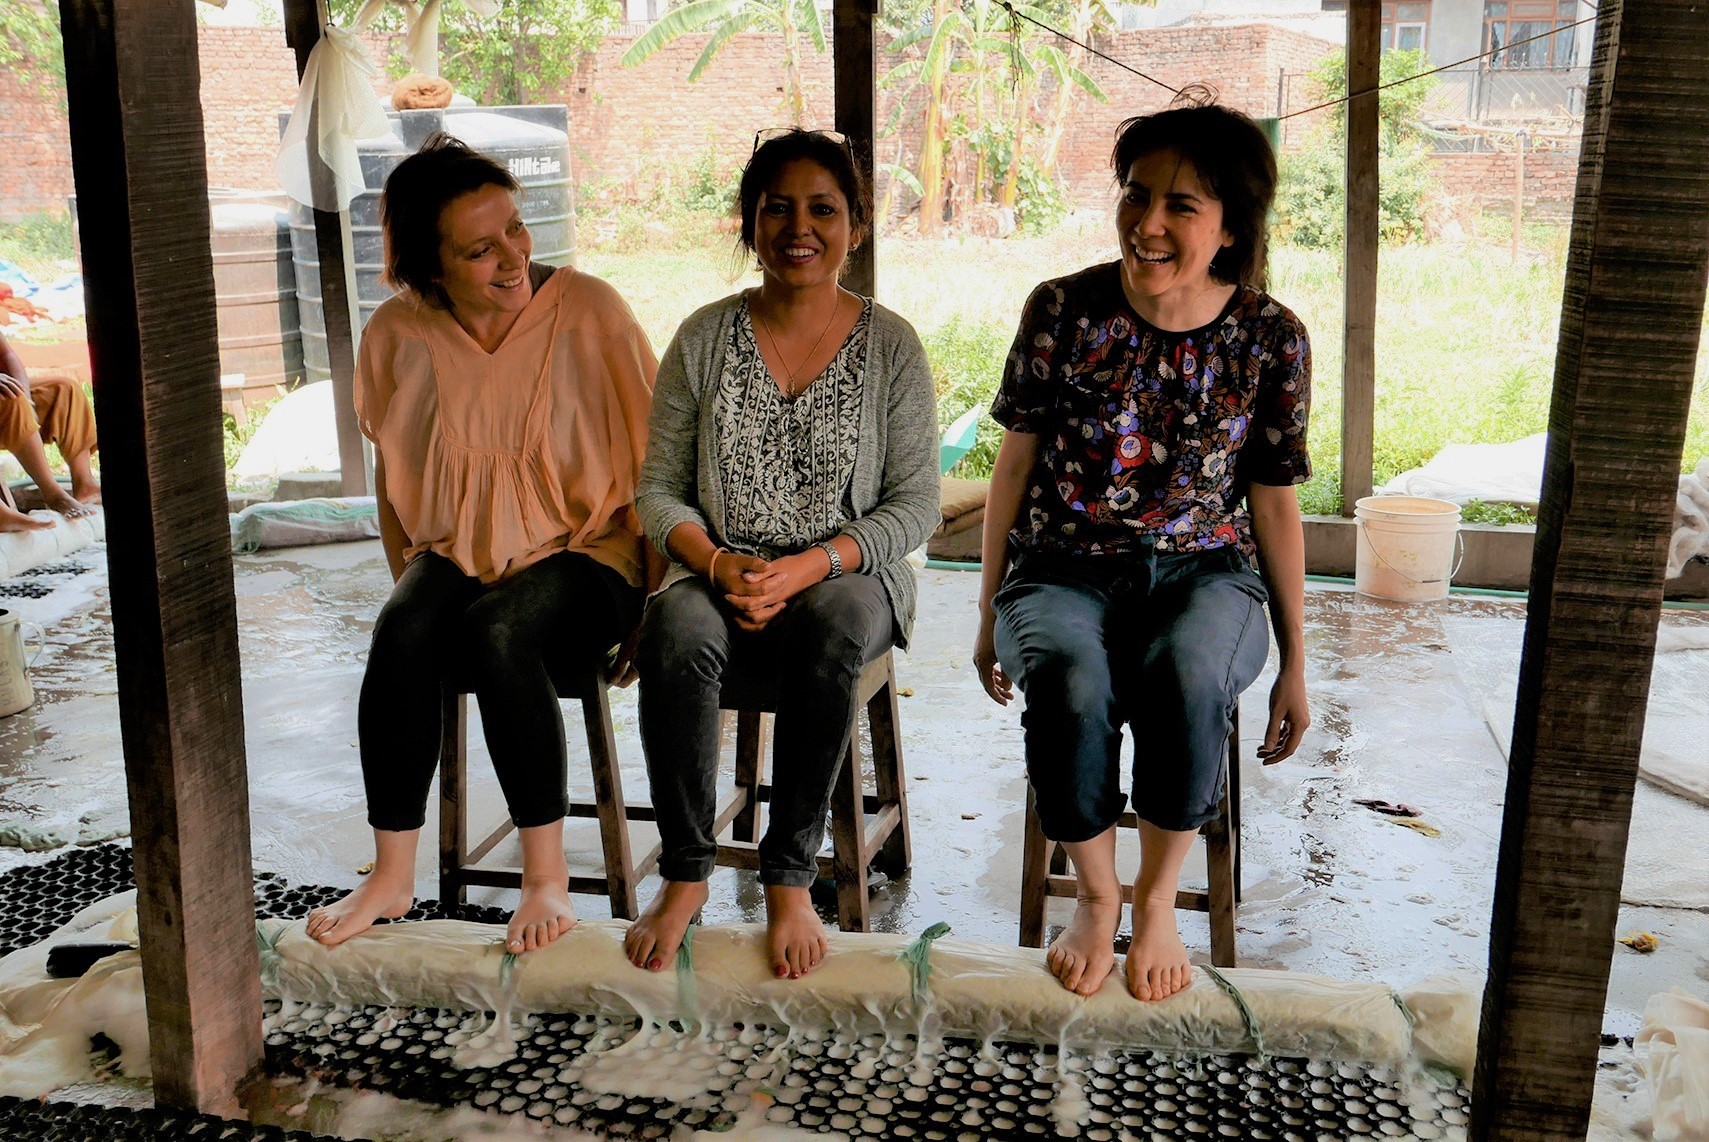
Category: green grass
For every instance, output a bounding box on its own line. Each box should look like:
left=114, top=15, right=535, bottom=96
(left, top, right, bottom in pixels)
left=584, top=210, right=1709, bottom=519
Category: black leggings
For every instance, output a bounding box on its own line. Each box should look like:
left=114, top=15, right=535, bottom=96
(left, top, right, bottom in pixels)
left=358, top=550, right=642, bottom=832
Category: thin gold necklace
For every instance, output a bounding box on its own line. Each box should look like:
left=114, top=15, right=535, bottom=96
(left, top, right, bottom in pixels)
left=752, top=292, right=840, bottom=397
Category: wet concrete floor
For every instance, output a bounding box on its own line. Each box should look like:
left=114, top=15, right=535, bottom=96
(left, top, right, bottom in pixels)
left=1, top=539, right=1706, bottom=1127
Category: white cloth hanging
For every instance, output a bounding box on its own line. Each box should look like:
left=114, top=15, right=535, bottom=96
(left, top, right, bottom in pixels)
left=274, top=22, right=393, bottom=212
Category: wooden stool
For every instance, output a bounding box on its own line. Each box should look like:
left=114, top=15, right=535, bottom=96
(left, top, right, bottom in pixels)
left=437, top=667, right=660, bottom=920
left=1018, top=712, right=1243, bottom=966
left=712, top=651, right=911, bottom=933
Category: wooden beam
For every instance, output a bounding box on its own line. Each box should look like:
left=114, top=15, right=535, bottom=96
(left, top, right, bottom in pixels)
left=56, top=0, right=262, bottom=1113
left=1340, top=0, right=1379, bottom=515
left=283, top=0, right=370, bottom=497
left=1473, top=2, right=1709, bottom=1136
left=833, top=0, right=878, bottom=298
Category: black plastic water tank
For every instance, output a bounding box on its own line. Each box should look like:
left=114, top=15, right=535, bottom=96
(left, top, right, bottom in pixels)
left=289, top=104, right=576, bottom=386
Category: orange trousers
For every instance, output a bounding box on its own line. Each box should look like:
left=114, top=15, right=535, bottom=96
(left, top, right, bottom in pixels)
left=0, top=373, right=97, bottom=459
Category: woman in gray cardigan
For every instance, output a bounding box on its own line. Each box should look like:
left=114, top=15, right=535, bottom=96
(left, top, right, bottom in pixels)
left=626, top=130, right=939, bottom=981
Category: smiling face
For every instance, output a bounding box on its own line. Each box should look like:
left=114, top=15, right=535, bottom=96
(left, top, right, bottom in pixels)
left=752, top=158, right=856, bottom=293
left=435, top=183, right=533, bottom=320
left=1115, top=149, right=1235, bottom=320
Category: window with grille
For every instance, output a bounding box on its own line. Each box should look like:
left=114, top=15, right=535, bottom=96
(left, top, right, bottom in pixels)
left=1381, top=2, right=1430, bottom=53
left=1484, top=0, right=1580, bottom=69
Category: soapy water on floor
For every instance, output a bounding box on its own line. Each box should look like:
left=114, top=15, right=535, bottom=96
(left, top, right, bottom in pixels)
left=0, top=543, right=1706, bottom=1138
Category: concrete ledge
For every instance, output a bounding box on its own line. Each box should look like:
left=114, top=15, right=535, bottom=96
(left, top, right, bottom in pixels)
left=1304, top=514, right=1709, bottom=600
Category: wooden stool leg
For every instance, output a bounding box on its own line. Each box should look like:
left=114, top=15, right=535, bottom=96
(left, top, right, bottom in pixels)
left=438, top=690, right=469, bottom=906
left=1019, top=784, right=1051, bottom=947
left=1204, top=759, right=1237, bottom=968
left=1228, top=716, right=1243, bottom=906
left=585, top=685, right=639, bottom=920
left=868, top=663, right=911, bottom=877
left=830, top=734, right=870, bottom=932
left=733, top=710, right=765, bottom=844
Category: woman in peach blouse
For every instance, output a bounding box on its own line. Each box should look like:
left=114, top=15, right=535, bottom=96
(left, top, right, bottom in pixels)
left=305, top=134, right=657, bottom=954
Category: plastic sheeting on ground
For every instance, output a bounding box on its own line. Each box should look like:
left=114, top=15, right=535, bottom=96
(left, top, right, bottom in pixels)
left=1377, top=433, right=1547, bottom=507
left=1638, top=988, right=1709, bottom=1141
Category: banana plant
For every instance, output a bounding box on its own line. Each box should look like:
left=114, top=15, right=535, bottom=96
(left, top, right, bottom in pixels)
left=620, top=0, right=827, bottom=125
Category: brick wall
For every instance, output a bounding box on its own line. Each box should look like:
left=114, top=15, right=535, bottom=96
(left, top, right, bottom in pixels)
left=1428, top=147, right=1580, bottom=219
left=0, top=64, right=72, bottom=218
left=7, top=19, right=1577, bottom=230
left=1051, top=23, right=1338, bottom=204
left=1, top=25, right=400, bottom=220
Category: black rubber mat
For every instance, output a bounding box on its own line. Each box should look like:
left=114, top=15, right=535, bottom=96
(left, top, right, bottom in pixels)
left=0, top=843, right=508, bottom=959
left=0, top=554, right=98, bottom=600
left=0, top=1096, right=324, bottom=1141
left=4, top=844, right=1474, bottom=1141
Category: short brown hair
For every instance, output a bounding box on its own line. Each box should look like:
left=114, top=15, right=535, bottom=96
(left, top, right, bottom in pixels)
left=381, top=132, right=519, bottom=306
left=1111, top=98, right=1277, bottom=287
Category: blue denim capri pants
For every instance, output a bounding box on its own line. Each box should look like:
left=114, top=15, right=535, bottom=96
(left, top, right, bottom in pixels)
left=993, top=542, right=1270, bottom=840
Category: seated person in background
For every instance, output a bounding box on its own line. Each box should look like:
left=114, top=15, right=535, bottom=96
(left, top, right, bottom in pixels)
left=974, top=99, right=1312, bottom=1003
left=303, top=133, right=658, bottom=954
left=0, top=328, right=99, bottom=530
left=625, top=129, right=939, bottom=982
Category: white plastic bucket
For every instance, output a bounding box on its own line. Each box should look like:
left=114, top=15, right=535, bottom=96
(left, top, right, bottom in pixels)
left=1353, top=496, right=1463, bottom=603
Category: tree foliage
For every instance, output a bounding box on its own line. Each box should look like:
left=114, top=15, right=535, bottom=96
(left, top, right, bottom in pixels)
left=1272, top=48, right=1441, bottom=249
left=330, top=0, right=618, bottom=105
left=879, top=0, right=1116, bottom=234
left=0, top=0, right=62, bottom=83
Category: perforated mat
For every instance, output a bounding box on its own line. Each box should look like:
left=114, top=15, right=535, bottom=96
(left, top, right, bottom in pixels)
left=2, top=846, right=1474, bottom=1140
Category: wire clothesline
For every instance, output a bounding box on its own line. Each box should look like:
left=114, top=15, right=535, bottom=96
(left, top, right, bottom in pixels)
left=991, top=1, right=1596, bottom=122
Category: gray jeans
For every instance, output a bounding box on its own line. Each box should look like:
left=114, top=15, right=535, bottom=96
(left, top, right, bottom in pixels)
left=637, top=574, right=896, bottom=886
left=993, top=544, right=1270, bottom=838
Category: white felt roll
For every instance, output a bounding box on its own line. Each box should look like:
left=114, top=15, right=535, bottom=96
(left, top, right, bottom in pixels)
left=262, top=918, right=1431, bottom=1069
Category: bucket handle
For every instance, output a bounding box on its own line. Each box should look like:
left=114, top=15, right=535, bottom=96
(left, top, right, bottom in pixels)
left=21, top=621, right=44, bottom=669
left=1361, top=524, right=1466, bottom=587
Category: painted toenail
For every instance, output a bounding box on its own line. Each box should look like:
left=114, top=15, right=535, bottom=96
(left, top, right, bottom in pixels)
left=649, top=958, right=661, bottom=970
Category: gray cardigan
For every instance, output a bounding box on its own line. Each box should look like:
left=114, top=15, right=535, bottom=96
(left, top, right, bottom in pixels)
left=637, top=293, right=941, bottom=648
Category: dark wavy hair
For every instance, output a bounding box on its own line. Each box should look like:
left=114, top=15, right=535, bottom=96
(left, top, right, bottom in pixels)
left=1110, top=93, right=1277, bottom=287
left=737, top=130, right=873, bottom=269
left=381, top=132, right=520, bottom=307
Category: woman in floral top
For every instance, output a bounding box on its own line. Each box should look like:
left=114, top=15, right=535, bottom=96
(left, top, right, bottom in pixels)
left=973, top=101, right=1312, bottom=1002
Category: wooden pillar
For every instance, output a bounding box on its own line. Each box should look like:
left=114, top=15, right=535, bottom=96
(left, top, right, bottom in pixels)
left=56, top=0, right=262, bottom=1113
left=833, top=0, right=878, bottom=298
left=1340, top=0, right=1379, bottom=515
left=1473, top=2, right=1709, bottom=1137
left=283, top=0, right=370, bottom=497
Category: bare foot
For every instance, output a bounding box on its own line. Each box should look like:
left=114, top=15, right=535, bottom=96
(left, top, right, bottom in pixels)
left=625, top=879, right=709, bottom=970
left=0, top=502, right=52, bottom=532
left=304, top=876, right=414, bottom=947
left=1124, top=897, right=1193, bottom=1002
left=71, top=481, right=100, bottom=505
left=507, top=877, right=577, bottom=953
left=1046, top=896, right=1121, bottom=997
left=763, top=884, right=828, bottom=979
left=41, top=485, right=93, bottom=519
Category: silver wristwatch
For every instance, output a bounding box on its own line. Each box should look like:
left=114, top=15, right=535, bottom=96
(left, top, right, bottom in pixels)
left=816, top=540, right=843, bottom=579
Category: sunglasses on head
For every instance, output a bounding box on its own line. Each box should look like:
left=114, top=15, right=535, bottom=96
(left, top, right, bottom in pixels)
left=752, top=127, right=853, bottom=154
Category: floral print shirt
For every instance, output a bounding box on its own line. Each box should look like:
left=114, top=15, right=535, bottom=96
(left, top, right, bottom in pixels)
left=990, top=262, right=1312, bottom=558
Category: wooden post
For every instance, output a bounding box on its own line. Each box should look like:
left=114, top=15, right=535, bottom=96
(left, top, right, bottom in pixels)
left=1510, top=129, right=1526, bottom=265
left=283, top=0, right=371, bottom=497
left=56, top=0, right=262, bottom=1113
left=833, top=0, right=878, bottom=298
left=1473, top=2, right=1709, bottom=1137
left=1340, top=0, right=1379, bottom=515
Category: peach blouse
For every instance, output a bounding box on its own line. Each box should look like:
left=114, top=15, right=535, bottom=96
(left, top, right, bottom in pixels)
left=354, top=267, right=657, bottom=586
